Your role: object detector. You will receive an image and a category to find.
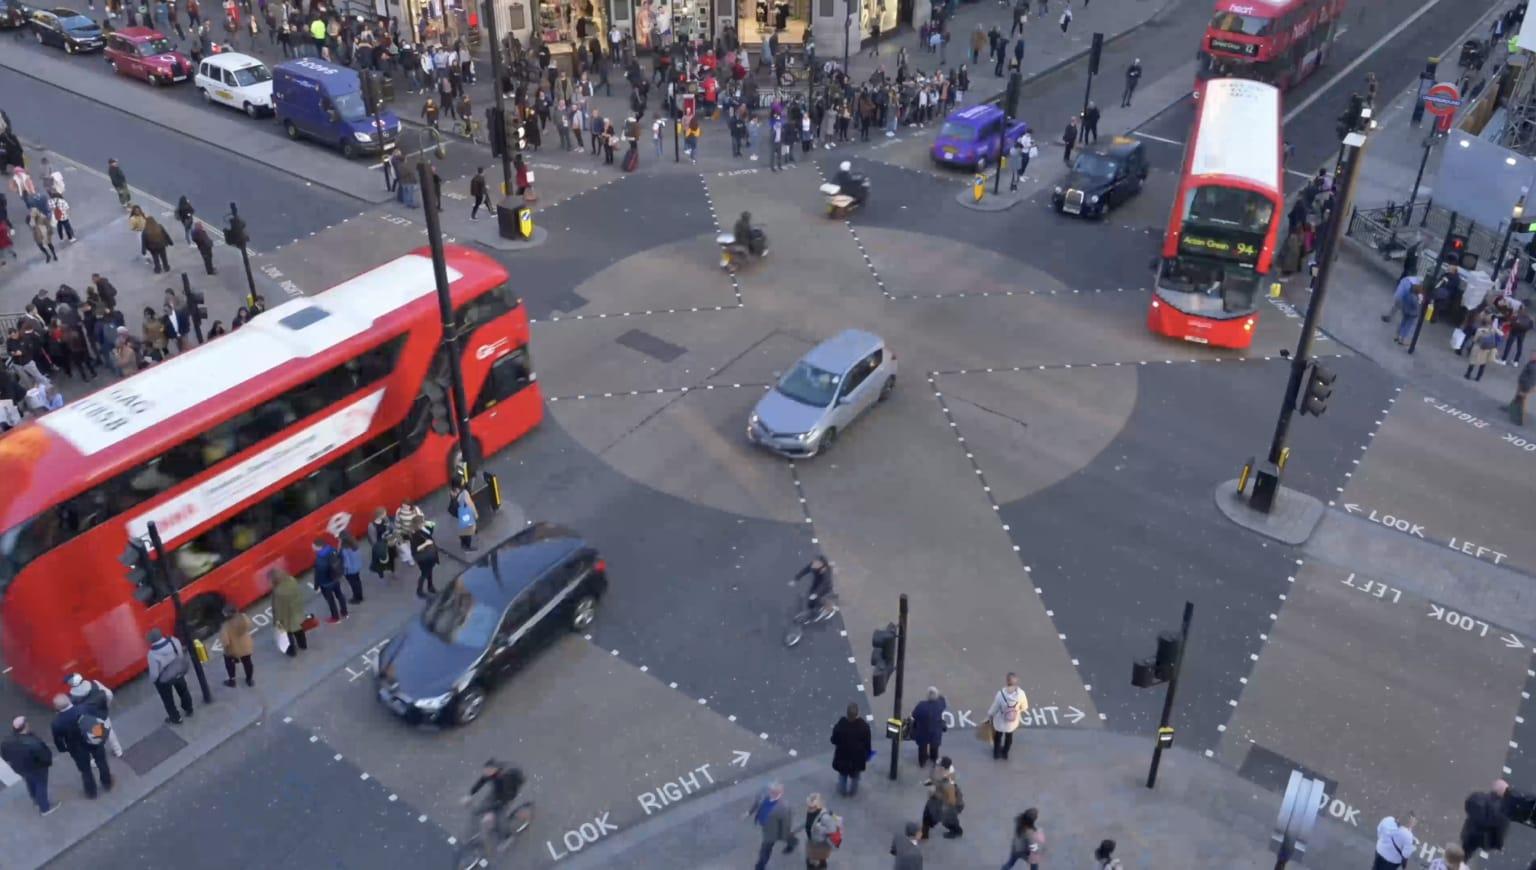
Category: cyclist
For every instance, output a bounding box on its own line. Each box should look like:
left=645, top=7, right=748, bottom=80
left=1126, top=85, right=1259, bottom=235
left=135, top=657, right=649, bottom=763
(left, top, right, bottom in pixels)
left=793, top=556, right=836, bottom=619
left=462, top=759, right=525, bottom=850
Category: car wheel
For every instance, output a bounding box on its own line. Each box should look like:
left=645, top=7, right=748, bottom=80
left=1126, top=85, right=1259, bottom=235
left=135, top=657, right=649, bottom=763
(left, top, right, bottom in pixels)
left=108, top=60, right=118, bottom=75
left=244, top=102, right=260, bottom=119
left=34, top=30, right=42, bottom=44
left=341, top=138, right=358, bottom=159
left=453, top=685, right=487, bottom=726
left=149, top=73, right=161, bottom=86
left=181, top=592, right=230, bottom=640
left=570, top=595, right=598, bottom=631
left=818, top=427, right=838, bottom=454
left=63, top=41, right=73, bottom=54
left=202, top=87, right=213, bottom=104
left=879, top=376, right=895, bottom=401
left=283, top=120, right=300, bottom=139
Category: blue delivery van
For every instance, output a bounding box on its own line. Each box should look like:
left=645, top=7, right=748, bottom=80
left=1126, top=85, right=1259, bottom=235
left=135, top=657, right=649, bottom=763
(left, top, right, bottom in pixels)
left=930, top=104, right=1029, bottom=170
left=272, top=57, right=400, bottom=158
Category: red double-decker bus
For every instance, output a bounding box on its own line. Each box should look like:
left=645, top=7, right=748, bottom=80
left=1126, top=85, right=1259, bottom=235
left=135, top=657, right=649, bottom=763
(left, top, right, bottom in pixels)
left=1148, top=78, right=1283, bottom=349
left=0, top=246, right=543, bottom=701
left=1196, top=0, right=1345, bottom=90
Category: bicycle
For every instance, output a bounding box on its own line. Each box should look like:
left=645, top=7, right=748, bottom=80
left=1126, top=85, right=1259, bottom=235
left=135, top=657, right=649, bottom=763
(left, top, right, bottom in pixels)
left=453, top=801, right=535, bottom=869
left=783, top=594, right=839, bottom=648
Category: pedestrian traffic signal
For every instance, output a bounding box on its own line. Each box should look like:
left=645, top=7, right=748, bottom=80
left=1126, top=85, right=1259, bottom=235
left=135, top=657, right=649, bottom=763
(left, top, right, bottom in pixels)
left=1441, top=232, right=1468, bottom=261
left=871, top=624, right=897, bottom=696
left=224, top=214, right=248, bottom=250
left=119, top=538, right=157, bottom=604
left=1299, top=363, right=1336, bottom=416
left=1088, top=32, right=1104, bottom=75
left=185, top=288, right=208, bottom=322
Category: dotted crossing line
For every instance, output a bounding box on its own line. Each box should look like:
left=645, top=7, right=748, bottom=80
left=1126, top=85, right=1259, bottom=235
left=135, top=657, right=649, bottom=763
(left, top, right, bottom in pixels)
left=927, top=370, right=1100, bottom=711
left=814, top=162, right=892, bottom=299
left=532, top=303, right=741, bottom=324
left=698, top=172, right=746, bottom=307
left=546, top=382, right=770, bottom=402
left=890, top=286, right=1145, bottom=302
left=931, top=352, right=1348, bottom=377
left=1328, top=385, right=1402, bottom=507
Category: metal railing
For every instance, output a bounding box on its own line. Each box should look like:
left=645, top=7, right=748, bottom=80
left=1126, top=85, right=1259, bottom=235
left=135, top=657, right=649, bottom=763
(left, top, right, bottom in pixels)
left=0, top=313, right=22, bottom=335
left=1346, top=200, right=1508, bottom=274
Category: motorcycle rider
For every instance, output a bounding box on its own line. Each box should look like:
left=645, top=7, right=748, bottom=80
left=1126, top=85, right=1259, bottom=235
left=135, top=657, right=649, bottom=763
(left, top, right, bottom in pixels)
left=733, top=210, right=767, bottom=257
left=794, top=556, right=836, bottom=619
left=831, top=161, right=867, bottom=207
left=462, top=760, right=525, bottom=849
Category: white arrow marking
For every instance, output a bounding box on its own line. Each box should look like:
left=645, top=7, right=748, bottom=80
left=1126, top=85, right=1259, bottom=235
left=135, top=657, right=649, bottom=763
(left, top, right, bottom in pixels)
left=731, top=750, right=751, bottom=768
left=1505, top=634, right=1525, bottom=650
left=1065, top=706, right=1085, bottom=724
left=1343, top=503, right=1361, bottom=514
left=1429, top=604, right=1445, bottom=619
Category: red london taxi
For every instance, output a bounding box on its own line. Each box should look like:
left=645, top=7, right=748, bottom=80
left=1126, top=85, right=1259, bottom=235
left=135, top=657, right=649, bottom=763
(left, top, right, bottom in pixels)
left=104, top=26, right=192, bottom=86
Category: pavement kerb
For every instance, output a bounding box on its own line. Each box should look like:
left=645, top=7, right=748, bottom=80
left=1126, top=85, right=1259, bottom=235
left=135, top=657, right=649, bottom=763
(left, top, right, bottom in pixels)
left=0, top=52, right=383, bottom=205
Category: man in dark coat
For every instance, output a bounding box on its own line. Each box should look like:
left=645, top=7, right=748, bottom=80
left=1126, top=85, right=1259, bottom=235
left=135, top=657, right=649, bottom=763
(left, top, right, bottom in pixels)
left=1461, top=780, right=1514, bottom=857
left=50, top=694, right=112, bottom=798
left=191, top=223, right=217, bottom=275
left=140, top=217, right=173, bottom=274
left=2, top=716, right=56, bottom=814
left=830, top=702, right=872, bottom=797
left=909, top=687, right=947, bottom=776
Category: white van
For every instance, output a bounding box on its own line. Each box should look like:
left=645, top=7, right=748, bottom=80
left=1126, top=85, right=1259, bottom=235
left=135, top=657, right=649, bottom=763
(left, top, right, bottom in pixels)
left=195, top=52, right=273, bottom=117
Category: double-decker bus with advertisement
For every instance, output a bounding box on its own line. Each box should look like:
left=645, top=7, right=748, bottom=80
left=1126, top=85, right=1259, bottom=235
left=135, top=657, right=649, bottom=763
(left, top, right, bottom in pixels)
left=0, top=246, right=543, bottom=701
left=1196, top=0, right=1345, bottom=91
left=1147, top=78, right=1283, bottom=349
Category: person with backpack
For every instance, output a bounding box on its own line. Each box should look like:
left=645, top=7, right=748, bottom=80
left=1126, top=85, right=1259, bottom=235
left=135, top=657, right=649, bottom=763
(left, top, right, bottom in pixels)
left=51, top=692, right=112, bottom=798
left=411, top=521, right=441, bottom=598
left=450, top=482, right=479, bottom=551
left=217, top=604, right=255, bottom=687
left=985, top=672, right=1027, bottom=760
left=1503, top=304, right=1532, bottom=364
left=146, top=628, right=195, bottom=725
left=339, top=530, right=366, bottom=604
left=65, top=673, right=122, bottom=757
left=1001, top=807, right=1044, bottom=869
left=919, top=757, right=963, bottom=839
left=312, top=536, right=349, bottom=622
left=748, top=780, right=798, bottom=869
left=1466, top=318, right=1501, bottom=381
left=368, top=506, right=398, bottom=579
left=803, top=792, right=841, bottom=868
left=3, top=716, right=57, bottom=814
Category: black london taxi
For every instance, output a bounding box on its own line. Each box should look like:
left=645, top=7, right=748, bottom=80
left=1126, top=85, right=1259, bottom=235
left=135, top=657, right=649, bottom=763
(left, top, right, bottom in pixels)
left=1051, top=136, right=1149, bottom=219
left=376, top=523, right=608, bottom=727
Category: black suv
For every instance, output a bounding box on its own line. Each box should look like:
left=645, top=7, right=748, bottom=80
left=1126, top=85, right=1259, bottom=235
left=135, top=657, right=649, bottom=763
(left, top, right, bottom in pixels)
left=376, top=523, right=607, bottom=727
left=1052, top=136, right=1149, bottom=219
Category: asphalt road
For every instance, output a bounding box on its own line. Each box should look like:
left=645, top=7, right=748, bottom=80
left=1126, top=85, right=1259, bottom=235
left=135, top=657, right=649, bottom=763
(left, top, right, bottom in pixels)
left=0, top=65, right=362, bottom=249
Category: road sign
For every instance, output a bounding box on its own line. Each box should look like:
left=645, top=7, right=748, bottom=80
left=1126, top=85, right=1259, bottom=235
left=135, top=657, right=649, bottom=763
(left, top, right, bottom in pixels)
left=1424, top=82, right=1462, bottom=117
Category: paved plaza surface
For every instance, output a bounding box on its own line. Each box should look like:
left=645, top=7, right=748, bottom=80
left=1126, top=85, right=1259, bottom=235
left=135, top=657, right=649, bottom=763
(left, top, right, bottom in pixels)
left=3, top=0, right=1536, bottom=866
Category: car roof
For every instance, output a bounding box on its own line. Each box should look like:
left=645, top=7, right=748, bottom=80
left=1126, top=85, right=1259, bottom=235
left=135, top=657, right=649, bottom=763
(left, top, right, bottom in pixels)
left=51, top=7, right=89, bottom=16
left=803, top=328, right=884, bottom=371
left=1089, top=136, right=1144, bottom=159
left=456, top=523, right=589, bottom=608
left=114, top=26, right=163, bottom=38
left=202, top=51, right=264, bottom=69
left=947, top=104, right=1001, bottom=124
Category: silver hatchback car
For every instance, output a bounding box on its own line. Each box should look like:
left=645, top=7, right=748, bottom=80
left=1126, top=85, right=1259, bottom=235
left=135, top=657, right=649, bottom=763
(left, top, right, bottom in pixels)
left=747, top=329, right=897, bottom=458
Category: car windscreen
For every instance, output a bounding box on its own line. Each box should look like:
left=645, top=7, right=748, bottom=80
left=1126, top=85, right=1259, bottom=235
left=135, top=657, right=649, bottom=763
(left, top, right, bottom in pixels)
left=776, top=361, right=841, bottom=407
left=332, top=91, right=367, bottom=121
left=421, top=583, right=499, bottom=648
left=60, top=15, right=96, bottom=30
left=144, top=36, right=172, bottom=53
left=233, top=65, right=272, bottom=86
left=938, top=121, right=978, bottom=141
left=1209, top=11, right=1271, bottom=36
left=1072, top=153, right=1118, bottom=179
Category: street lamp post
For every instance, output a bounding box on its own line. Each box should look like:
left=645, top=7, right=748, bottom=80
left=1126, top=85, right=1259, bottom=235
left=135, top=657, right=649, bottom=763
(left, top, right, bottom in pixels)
left=416, top=160, right=478, bottom=482
left=1406, top=131, right=1440, bottom=218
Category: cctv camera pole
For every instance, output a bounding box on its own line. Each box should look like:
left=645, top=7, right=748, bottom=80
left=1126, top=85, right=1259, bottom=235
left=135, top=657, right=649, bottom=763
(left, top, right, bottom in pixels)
left=145, top=521, right=213, bottom=704
left=1146, top=601, right=1193, bottom=789
left=1263, top=116, right=1369, bottom=469
left=417, top=161, right=477, bottom=481
left=888, top=593, right=909, bottom=781
left=227, top=202, right=257, bottom=307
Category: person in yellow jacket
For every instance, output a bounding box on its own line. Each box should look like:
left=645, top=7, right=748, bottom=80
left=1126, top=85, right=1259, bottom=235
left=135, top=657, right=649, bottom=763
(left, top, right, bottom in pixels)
left=309, top=17, right=326, bottom=58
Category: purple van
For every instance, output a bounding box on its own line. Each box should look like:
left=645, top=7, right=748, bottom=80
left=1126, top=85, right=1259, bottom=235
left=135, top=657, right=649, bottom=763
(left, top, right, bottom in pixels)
left=930, top=104, right=1030, bottom=170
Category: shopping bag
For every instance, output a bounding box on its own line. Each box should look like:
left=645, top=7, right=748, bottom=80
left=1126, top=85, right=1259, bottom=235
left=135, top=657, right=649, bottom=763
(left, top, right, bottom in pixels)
left=1451, top=328, right=1467, bottom=350
left=274, top=629, right=290, bottom=654
left=976, top=719, right=995, bottom=743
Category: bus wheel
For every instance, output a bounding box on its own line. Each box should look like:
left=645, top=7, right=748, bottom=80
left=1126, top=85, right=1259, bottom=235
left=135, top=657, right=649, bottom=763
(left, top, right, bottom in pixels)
left=182, top=592, right=230, bottom=640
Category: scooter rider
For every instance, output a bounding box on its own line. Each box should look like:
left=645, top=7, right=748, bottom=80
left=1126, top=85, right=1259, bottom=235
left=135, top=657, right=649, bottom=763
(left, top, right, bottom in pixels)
left=733, top=210, right=767, bottom=256
left=832, top=161, right=867, bottom=207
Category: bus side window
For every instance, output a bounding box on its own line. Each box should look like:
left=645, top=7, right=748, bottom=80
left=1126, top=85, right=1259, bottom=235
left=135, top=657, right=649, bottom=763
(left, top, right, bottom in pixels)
left=454, top=284, right=520, bottom=335
left=471, top=349, right=532, bottom=415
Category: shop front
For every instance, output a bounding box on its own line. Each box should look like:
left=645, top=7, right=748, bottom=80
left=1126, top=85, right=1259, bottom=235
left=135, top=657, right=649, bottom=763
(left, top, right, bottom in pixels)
left=487, top=0, right=610, bottom=73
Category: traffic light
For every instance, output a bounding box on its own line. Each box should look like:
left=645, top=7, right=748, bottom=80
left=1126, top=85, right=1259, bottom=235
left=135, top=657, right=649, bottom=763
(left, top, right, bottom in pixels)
left=119, top=538, right=157, bottom=604
left=1299, top=363, right=1336, bottom=416
left=224, top=213, right=248, bottom=249
left=1442, top=231, right=1468, bottom=262
left=487, top=106, right=506, bottom=157
left=361, top=70, right=385, bottom=115
left=1088, top=31, right=1104, bottom=75
left=870, top=624, right=897, bottom=696
left=185, top=287, right=207, bottom=322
